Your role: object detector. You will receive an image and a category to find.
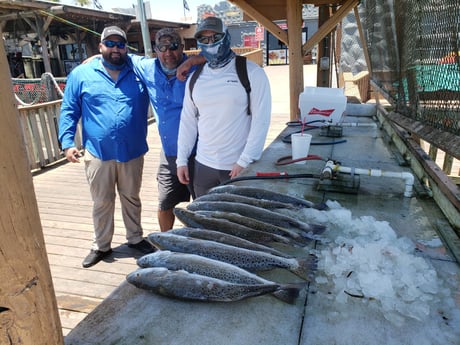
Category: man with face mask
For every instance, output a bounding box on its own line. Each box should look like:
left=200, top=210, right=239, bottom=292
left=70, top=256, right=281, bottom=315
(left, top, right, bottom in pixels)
left=59, top=26, right=155, bottom=268
left=176, top=17, right=272, bottom=197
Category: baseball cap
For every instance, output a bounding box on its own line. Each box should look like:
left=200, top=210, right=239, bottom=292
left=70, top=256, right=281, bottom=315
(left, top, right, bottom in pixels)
left=194, top=17, right=225, bottom=39
left=155, top=28, right=182, bottom=45
left=101, top=26, right=127, bottom=42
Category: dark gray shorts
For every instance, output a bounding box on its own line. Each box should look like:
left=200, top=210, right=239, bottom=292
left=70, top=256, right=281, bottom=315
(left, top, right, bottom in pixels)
left=193, top=160, right=231, bottom=197
left=157, top=150, right=195, bottom=210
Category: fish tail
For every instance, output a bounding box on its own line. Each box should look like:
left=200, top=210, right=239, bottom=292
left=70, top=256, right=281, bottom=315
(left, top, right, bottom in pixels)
left=288, top=235, right=312, bottom=247
left=310, top=223, right=327, bottom=235
left=313, top=202, right=329, bottom=211
left=291, top=254, right=318, bottom=281
left=271, top=283, right=307, bottom=304
left=298, top=224, right=327, bottom=241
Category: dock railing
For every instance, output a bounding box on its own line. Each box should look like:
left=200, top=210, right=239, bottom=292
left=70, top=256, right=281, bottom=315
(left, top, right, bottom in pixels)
left=17, top=100, right=81, bottom=172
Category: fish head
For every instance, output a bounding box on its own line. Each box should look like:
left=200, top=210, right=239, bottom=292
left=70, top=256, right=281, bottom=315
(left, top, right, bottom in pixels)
left=136, top=250, right=170, bottom=268
left=126, top=267, right=169, bottom=287
left=147, top=233, right=167, bottom=248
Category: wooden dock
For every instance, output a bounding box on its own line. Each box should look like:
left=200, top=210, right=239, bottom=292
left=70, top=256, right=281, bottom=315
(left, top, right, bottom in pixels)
left=33, top=65, right=297, bottom=336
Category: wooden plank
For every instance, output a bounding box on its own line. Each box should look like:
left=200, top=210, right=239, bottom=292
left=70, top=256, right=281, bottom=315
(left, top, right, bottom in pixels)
left=38, top=106, right=53, bottom=164
left=57, top=295, right=102, bottom=314
left=287, top=0, right=304, bottom=120
left=59, top=309, right=87, bottom=336
left=44, top=103, right=61, bottom=162
left=302, top=0, right=359, bottom=55
left=17, top=108, right=38, bottom=170
left=385, top=111, right=460, bottom=160
left=376, top=106, right=460, bottom=229
left=0, top=37, right=64, bottom=345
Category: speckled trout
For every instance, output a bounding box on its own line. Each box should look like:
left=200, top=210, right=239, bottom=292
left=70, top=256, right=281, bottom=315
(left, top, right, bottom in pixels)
left=127, top=267, right=294, bottom=302
left=193, top=209, right=317, bottom=245
left=173, top=208, right=293, bottom=245
left=147, top=233, right=317, bottom=281
left=168, top=227, right=291, bottom=258
left=136, top=250, right=306, bottom=303
left=208, top=185, right=327, bottom=210
left=193, top=193, right=298, bottom=210
left=187, top=201, right=326, bottom=237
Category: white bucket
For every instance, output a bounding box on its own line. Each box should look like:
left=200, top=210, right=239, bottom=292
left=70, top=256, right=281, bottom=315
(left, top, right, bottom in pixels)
left=291, top=133, right=312, bottom=164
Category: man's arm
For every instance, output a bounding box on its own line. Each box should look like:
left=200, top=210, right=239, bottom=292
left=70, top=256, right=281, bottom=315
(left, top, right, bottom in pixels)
left=176, top=54, right=206, bottom=81
left=58, top=72, right=83, bottom=162
left=237, top=65, right=272, bottom=169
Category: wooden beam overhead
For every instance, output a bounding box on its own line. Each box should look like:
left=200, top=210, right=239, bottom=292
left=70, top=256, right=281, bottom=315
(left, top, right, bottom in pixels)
left=232, top=0, right=346, bottom=21
left=302, top=0, right=359, bottom=54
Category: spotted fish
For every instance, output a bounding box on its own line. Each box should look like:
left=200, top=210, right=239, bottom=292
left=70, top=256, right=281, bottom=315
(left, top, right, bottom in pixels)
left=173, top=208, right=293, bottom=245
left=127, top=267, right=296, bottom=302
left=147, top=233, right=318, bottom=281
left=187, top=201, right=326, bottom=237
left=137, top=250, right=306, bottom=303
left=208, top=185, right=327, bottom=210
left=168, top=227, right=291, bottom=258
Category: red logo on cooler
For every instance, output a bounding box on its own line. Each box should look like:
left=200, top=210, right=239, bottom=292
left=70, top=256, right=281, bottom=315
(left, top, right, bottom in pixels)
left=308, top=107, right=335, bottom=117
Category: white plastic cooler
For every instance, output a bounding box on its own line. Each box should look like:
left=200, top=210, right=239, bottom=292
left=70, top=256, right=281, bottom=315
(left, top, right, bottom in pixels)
left=298, top=86, right=347, bottom=126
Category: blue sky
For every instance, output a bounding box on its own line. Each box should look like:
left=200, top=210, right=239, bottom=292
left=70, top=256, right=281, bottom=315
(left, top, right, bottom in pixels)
left=60, top=0, right=222, bottom=22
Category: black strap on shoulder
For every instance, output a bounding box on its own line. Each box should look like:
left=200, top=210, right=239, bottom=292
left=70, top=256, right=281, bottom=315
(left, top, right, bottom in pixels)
left=188, top=56, right=252, bottom=115
left=235, top=56, right=251, bottom=115
left=188, top=62, right=205, bottom=105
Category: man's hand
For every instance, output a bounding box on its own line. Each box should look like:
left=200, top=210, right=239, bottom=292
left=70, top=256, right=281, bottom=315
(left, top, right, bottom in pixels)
left=177, top=165, right=190, bottom=184
left=176, top=55, right=206, bottom=81
left=229, top=163, right=244, bottom=179
left=64, top=147, right=82, bottom=163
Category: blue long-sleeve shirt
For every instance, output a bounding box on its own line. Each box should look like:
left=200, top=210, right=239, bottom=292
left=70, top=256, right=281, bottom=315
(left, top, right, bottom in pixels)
left=130, top=54, right=191, bottom=157
left=58, top=58, right=149, bottom=162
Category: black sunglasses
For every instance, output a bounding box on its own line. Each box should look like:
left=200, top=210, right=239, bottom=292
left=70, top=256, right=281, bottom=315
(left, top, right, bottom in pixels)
left=196, top=33, right=225, bottom=44
left=156, top=42, right=180, bottom=52
left=102, top=40, right=126, bottom=49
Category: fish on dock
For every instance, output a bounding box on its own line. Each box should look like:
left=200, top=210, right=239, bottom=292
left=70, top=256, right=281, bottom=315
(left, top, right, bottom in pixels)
left=187, top=200, right=326, bottom=238
left=193, top=192, right=298, bottom=210
left=208, top=185, right=327, bottom=210
left=193, top=209, right=319, bottom=245
left=127, top=267, right=299, bottom=303
left=168, top=227, right=291, bottom=258
left=173, top=208, right=294, bottom=245
left=147, top=232, right=318, bottom=281
left=136, top=250, right=306, bottom=303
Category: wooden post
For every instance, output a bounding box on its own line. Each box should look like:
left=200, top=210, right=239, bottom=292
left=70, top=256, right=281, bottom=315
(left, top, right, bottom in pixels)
left=0, top=37, right=64, bottom=344
left=286, top=0, right=304, bottom=121
left=316, top=5, right=332, bottom=87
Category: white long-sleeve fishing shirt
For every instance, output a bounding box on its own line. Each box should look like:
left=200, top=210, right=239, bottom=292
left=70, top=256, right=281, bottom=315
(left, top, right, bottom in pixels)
left=176, top=57, right=272, bottom=170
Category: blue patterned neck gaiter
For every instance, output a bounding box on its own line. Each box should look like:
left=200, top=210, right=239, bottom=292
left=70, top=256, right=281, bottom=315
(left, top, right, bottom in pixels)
left=159, top=62, right=177, bottom=76
left=102, top=58, right=126, bottom=71
left=197, top=30, right=235, bottom=69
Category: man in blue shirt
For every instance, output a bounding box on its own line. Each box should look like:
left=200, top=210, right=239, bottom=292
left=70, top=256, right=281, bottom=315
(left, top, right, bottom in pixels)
left=129, top=28, right=204, bottom=231
left=59, top=26, right=155, bottom=268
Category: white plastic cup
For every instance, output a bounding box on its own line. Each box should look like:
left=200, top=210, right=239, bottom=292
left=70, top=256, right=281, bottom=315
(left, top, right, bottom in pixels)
left=291, top=133, right=312, bottom=164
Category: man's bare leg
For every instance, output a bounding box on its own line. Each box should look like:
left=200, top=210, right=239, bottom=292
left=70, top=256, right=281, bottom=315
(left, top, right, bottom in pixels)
left=158, top=209, right=175, bottom=232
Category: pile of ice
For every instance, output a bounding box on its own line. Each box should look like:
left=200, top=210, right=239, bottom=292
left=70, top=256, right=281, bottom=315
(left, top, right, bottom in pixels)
left=298, top=200, right=453, bottom=325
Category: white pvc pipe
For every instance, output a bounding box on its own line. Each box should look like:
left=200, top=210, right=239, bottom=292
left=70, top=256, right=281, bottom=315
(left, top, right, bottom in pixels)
left=321, top=160, right=415, bottom=197
left=339, top=122, right=377, bottom=128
